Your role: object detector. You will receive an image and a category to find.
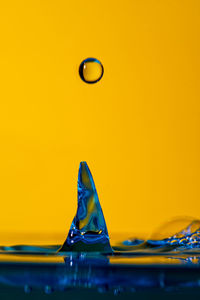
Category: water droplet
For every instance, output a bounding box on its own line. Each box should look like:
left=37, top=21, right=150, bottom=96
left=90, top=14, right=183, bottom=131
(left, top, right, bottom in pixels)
left=79, top=58, right=104, bottom=84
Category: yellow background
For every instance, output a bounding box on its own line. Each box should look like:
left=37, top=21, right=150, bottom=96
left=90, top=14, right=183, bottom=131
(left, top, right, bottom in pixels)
left=0, top=0, right=199, bottom=244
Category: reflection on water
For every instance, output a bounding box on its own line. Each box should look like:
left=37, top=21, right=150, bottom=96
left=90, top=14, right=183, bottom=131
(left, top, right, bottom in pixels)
left=0, top=251, right=200, bottom=294
left=0, top=226, right=200, bottom=295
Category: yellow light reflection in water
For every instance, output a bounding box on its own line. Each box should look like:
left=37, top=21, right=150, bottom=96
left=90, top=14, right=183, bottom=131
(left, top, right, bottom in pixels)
left=0, top=254, right=64, bottom=264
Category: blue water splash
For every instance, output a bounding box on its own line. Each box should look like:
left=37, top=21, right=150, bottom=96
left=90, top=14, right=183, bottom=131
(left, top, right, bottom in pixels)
left=59, top=162, right=112, bottom=253
left=147, top=220, right=200, bottom=249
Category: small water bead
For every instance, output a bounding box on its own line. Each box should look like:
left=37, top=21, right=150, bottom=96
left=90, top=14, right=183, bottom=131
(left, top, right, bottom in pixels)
left=179, top=238, right=187, bottom=245
left=169, top=239, right=178, bottom=245
left=79, top=58, right=104, bottom=84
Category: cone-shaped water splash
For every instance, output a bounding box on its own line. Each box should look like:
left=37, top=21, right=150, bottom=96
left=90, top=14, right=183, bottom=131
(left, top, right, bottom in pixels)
left=59, top=162, right=112, bottom=253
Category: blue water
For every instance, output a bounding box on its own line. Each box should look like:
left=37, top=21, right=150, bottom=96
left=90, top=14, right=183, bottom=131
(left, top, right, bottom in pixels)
left=59, top=162, right=112, bottom=253
left=0, top=162, right=200, bottom=298
left=58, top=162, right=200, bottom=255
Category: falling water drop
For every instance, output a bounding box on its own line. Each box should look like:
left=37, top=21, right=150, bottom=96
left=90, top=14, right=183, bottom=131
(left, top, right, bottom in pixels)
left=79, top=58, right=104, bottom=84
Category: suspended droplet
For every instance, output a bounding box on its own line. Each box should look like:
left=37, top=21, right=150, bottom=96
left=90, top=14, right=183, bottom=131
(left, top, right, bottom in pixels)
left=79, top=58, right=104, bottom=84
